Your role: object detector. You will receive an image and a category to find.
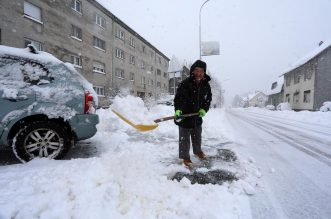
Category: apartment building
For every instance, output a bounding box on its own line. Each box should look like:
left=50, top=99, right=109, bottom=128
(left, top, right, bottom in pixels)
left=0, top=0, right=170, bottom=106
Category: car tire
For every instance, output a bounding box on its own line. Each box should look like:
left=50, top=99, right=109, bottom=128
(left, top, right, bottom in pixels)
left=12, top=120, right=72, bottom=162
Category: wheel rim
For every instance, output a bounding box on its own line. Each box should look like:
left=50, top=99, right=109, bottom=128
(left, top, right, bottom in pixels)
left=24, top=128, right=63, bottom=158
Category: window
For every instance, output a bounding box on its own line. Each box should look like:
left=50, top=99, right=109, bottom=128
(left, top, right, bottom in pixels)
left=157, top=69, right=161, bottom=76
left=163, top=72, right=167, bottom=78
left=293, top=92, right=299, bottom=103
left=285, top=94, right=290, bottom=102
left=304, top=67, right=313, bottom=81
left=24, top=1, right=42, bottom=22
left=70, top=54, right=81, bottom=67
left=303, top=90, right=311, bottom=103
left=286, top=75, right=291, bottom=86
left=157, top=81, right=161, bottom=87
left=71, top=0, right=81, bottom=13
left=116, top=48, right=124, bottom=59
left=142, top=45, right=145, bottom=53
left=71, top=25, right=82, bottom=40
left=116, top=28, right=125, bottom=40
left=93, top=86, right=104, bottom=96
left=294, top=72, right=300, bottom=84
left=150, top=66, right=154, bottom=72
left=24, top=38, right=43, bottom=51
left=129, top=72, right=135, bottom=82
left=271, top=82, right=277, bottom=90
left=150, top=51, right=154, bottom=59
left=93, top=36, right=105, bottom=51
left=141, top=76, right=146, bottom=85
left=115, top=68, right=124, bottom=79
left=93, top=62, right=105, bottom=73
left=129, top=37, right=135, bottom=47
left=151, top=79, right=154, bottom=86
left=141, top=61, right=145, bottom=69
left=6, top=59, right=50, bottom=85
left=158, top=57, right=161, bottom=64
left=129, top=55, right=135, bottom=64
left=95, top=14, right=106, bottom=28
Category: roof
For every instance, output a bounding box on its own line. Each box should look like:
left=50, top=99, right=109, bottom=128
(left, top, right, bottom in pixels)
left=246, top=91, right=267, bottom=101
left=281, top=39, right=331, bottom=75
left=267, top=76, right=284, bottom=95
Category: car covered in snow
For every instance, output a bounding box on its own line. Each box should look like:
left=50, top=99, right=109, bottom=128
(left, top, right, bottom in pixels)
left=0, top=45, right=99, bottom=162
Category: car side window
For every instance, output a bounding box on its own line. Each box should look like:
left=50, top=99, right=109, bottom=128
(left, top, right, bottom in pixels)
left=21, top=60, right=52, bottom=85
left=0, top=57, right=24, bottom=84
left=1, top=57, right=53, bottom=86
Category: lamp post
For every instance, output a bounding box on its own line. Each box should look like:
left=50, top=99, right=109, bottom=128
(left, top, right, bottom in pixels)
left=199, top=0, right=211, bottom=60
left=220, top=79, right=229, bottom=107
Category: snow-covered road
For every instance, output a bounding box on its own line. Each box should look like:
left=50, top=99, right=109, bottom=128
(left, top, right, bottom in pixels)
left=226, top=108, right=331, bottom=219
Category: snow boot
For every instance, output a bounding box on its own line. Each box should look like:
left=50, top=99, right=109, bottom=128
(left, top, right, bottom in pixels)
left=183, top=159, right=193, bottom=168
left=195, top=152, right=207, bottom=160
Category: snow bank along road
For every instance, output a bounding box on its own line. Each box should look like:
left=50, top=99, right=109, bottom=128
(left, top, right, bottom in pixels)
left=226, top=108, right=331, bottom=219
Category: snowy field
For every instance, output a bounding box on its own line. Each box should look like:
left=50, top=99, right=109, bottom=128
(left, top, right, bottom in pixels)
left=0, top=95, right=330, bottom=219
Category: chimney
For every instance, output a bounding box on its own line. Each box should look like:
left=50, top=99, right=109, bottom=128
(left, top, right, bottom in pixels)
left=319, top=41, right=324, bottom=46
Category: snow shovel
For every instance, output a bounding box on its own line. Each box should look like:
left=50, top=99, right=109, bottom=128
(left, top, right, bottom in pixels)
left=112, top=109, right=199, bottom=132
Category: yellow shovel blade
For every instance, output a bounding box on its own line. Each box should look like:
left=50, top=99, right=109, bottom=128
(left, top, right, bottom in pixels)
left=112, top=109, right=158, bottom=132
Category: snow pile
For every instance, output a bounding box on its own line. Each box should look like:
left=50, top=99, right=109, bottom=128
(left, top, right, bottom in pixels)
left=111, top=95, right=157, bottom=124
left=276, top=102, right=292, bottom=111
left=320, top=101, right=331, bottom=112
left=0, top=95, right=255, bottom=219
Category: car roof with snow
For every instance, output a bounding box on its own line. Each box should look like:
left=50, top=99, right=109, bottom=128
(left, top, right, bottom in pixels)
left=0, top=45, right=62, bottom=65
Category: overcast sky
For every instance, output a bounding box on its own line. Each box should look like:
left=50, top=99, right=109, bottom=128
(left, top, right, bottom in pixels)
left=98, top=0, right=331, bottom=104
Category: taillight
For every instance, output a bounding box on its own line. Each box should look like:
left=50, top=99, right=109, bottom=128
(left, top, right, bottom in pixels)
left=85, top=91, right=96, bottom=114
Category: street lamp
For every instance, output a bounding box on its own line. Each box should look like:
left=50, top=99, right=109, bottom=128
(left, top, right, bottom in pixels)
left=199, top=0, right=211, bottom=60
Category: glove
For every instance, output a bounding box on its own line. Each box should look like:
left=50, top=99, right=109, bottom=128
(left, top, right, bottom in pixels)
left=175, top=109, right=182, bottom=117
left=198, top=108, right=206, bottom=117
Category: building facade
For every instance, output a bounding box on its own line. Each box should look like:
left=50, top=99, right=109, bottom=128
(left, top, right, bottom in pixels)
left=282, top=42, right=331, bottom=110
left=248, top=91, right=267, bottom=108
left=0, top=0, right=170, bottom=106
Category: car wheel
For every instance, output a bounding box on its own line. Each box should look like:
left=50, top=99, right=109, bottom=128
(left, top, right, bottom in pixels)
left=12, top=120, right=72, bottom=162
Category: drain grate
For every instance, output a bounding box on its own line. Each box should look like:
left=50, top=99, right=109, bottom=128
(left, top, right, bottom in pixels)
left=172, top=169, right=237, bottom=185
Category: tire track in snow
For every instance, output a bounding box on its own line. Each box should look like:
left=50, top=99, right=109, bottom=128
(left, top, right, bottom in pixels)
left=242, top=111, right=331, bottom=130
left=230, top=111, right=331, bottom=167
left=236, top=112, right=331, bottom=154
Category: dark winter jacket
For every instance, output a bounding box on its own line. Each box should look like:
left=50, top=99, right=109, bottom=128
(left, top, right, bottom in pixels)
left=174, top=71, right=212, bottom=128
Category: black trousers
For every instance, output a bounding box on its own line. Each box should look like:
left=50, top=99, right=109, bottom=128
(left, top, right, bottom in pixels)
left=178, top=125, right=202, bottom=160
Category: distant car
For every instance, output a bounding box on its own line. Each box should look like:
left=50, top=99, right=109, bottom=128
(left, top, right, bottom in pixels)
left=156, top=95, right=174, bottom=106
left=265, top=105, right=275, bottom=110
left=157, top=100, right=174, bottom=106
left=0, top=45, right=99, bottom=162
